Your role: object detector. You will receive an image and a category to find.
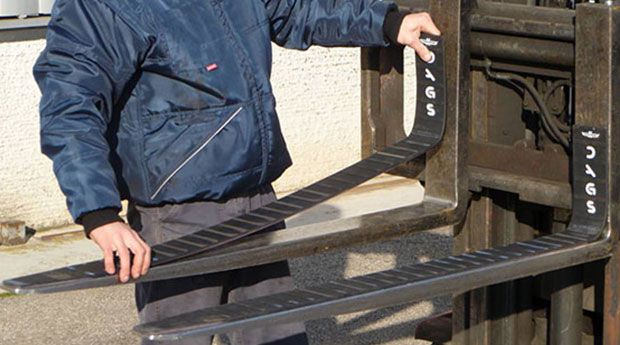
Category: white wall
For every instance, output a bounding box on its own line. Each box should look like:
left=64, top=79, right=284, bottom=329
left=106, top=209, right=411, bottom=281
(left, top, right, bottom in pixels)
left=0, top=40, right=68, bottom=230
left=0, top=39, right=417, bottom=230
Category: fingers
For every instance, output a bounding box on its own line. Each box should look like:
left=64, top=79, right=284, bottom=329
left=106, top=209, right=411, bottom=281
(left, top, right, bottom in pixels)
left=90, top=222, right=152, bottom=282
left=411, top=40, right=432, bottom=62
left=128, top=244, right=142, bottom=280
left=142, top=240, right=152, bottom=275
left=128, top=231, right=151, bottom=276
left=418, top=12, right=441, bottom=36
left=400, top=13, right=441, bottom=62
left=115, top=240, right=131, bottom=283
left=128, top=231, right=151, bottom=279
left=103, top=248, right=115, bottom=275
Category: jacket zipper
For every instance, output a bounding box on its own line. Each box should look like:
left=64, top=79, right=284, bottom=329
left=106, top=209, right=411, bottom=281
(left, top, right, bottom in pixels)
left=150, top=106, right=244, bottom=200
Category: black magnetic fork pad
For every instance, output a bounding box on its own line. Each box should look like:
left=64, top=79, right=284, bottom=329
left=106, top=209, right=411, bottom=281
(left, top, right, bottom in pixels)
left=136, top=231, right=598, bottom=342
left=2, top=34, right=447, bottom=294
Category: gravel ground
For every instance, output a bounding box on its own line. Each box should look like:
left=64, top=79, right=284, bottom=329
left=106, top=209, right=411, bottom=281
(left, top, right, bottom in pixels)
left=0, top=229, right=452, bottom=345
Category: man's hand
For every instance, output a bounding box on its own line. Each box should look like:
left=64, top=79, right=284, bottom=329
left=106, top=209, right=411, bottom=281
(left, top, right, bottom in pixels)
left=397, top=12, right=441, bottom=62
left=90, top=222, right=151, bottom=283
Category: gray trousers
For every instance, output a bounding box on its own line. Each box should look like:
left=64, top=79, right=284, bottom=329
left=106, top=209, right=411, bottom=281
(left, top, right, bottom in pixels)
left=127, top=186, right=309, bottom=345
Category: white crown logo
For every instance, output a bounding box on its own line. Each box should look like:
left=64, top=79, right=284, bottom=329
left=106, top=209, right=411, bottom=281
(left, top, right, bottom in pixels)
left=421, top=38, right=439, bottom=47
left=581, top=130, right=601, bottom=139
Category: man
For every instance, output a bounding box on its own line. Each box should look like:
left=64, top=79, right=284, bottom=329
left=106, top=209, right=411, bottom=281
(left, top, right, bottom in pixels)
left=34, top=0, right=440, bottom=344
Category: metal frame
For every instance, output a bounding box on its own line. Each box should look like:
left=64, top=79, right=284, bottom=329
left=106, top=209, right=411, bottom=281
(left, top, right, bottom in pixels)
left=361, top=1, right=620, bottom=344
left=574, top=4, right=620, bottom=344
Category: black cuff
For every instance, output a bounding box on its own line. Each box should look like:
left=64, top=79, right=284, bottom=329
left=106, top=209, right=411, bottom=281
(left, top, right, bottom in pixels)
left=77, top=208, right=124, bottom=238
left=383, top=9, right=410, bottom=45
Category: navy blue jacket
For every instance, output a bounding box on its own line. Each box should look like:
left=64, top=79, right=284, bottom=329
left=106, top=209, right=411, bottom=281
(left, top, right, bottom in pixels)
left=34, top=0, right=397, bottom=226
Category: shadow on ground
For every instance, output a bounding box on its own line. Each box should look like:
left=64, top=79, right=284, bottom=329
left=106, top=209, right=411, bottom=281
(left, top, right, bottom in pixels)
left=222, top=204, right=453, bottom=345
left=293, top=216, right=453, bottom=345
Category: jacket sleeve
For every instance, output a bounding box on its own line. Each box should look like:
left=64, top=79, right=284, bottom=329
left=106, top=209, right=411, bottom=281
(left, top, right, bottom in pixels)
left=34, top=0, right=149, bottom=222
left=263, top=0, right=397, bottom=50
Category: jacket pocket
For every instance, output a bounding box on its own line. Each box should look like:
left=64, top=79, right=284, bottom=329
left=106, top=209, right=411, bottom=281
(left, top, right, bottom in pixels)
left=150, top=106, right=243, bottom=199
left=142, top=103, right=262, bottom=201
